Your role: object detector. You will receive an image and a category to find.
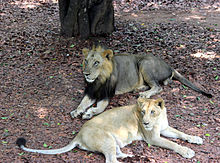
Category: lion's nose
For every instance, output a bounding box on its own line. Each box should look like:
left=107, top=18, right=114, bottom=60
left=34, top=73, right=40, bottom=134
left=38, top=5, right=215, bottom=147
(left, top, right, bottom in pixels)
left=83, top=72, right=90, bottom=77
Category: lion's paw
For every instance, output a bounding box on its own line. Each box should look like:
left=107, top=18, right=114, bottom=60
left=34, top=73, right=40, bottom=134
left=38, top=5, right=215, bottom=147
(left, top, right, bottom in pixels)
left=188, top=136, right=203, bottom=145
left=180, top=147, right=195, bottom=158
left=139, top=92, right=151, bottom=99
left=82, top=112, right=93, bottom=119
left=70, top=110, right=82, bottom=118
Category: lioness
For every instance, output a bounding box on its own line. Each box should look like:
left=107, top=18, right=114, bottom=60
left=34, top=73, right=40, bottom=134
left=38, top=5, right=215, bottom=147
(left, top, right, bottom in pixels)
left=71, top=46, right=212, bottom=119
left=16, top=98, right=203, bottom=162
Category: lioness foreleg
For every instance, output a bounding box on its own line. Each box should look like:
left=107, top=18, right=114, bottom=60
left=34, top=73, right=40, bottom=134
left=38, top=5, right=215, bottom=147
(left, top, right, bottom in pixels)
left=70, top=95, right=96, bottom=118
left=149, top=136, right=195, bottom=158
left=82, top=99, right=109, bottom=119
left=161, top=126, right=203, bottom=144
left=145, top=126, right=195, bottom=158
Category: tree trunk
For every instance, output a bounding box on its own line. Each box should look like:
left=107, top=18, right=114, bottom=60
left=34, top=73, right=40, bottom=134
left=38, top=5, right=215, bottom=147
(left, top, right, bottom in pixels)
left=58, top=0, right=114, bottom=39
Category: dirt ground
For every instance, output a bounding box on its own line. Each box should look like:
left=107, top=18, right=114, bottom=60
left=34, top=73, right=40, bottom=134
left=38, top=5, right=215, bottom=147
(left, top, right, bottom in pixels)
left=0, top=0, right=219, bottom=163
left=117, top=8, right=220, bottom=30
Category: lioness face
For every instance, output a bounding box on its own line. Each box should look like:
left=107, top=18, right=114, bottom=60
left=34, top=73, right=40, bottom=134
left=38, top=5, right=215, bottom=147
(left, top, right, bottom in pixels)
left=82, top=46, right=113, bottom=83
left=138, top=98, right=164, bottom=131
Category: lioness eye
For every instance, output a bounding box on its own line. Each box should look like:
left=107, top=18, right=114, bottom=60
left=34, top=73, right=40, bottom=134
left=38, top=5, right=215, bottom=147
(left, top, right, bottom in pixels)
left=141, top=110, right=145, bottom=116
left=94, top=61, right=99, bottom=66
left=151, top=110, right=155, bottom=114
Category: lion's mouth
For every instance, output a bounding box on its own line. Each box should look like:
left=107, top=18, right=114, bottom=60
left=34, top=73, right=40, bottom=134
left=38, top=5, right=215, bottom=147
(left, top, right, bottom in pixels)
left=85, top=77, right=95, bottom=83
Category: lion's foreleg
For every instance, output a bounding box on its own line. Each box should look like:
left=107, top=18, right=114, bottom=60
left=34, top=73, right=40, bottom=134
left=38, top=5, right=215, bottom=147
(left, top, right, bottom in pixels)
left=161, top=126, right=203, bottom=144
left=82, top=99, right=109, bottom=119
left=70, top=95, right=96, bottom=118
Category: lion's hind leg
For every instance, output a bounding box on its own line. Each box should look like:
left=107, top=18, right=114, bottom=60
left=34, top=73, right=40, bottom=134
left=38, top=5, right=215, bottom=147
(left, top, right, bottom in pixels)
left=139, top=85, right=162, bottom=98
left=139, top=64, right=162, bottom=98
left=163, top=71, right=174, bottom=85
left=161, top=126, right=203, bottom=145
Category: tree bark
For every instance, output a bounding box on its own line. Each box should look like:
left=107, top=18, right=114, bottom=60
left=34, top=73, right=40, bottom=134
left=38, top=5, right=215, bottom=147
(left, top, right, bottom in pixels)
left=58, top=0, right=114, bottom=39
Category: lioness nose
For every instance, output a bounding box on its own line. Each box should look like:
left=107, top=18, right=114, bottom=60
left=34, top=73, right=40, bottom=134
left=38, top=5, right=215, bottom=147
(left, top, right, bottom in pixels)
left=144, top=122, right=149, bottom=126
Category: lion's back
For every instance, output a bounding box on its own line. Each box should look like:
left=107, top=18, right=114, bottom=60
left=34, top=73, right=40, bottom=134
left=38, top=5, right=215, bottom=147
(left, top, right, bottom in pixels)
left=113, top=55, right=142, bottom=94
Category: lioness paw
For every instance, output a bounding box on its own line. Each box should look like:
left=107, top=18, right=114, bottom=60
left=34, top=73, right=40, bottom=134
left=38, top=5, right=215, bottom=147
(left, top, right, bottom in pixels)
left=124, top=154, right=134, bottom=158
left=116, top=153, right=134, bottom=159
left=180, top=147, right=195, bottom=158
left=188, top=136, right=203, bottom=145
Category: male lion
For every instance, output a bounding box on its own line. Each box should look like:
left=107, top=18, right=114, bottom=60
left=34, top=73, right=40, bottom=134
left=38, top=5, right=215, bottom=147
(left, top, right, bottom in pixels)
left=71, top=46, right=212, bottom=119
left=16, top=98, right=203, bottom=162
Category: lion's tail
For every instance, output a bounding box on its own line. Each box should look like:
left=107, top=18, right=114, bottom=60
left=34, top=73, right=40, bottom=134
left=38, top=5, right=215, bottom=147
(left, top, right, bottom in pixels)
left=16, top=137, right=77, bottom=155
left=173, top=69, right=212, bottom=98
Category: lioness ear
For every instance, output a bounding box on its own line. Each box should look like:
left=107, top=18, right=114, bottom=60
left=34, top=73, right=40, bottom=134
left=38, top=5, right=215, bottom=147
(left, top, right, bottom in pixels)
left=137, top=97, right=146, bottom=108
left=92, top=45, right=96, bottom=51
left=82, top=48, right=89, bottom=57
left=156, top=98, right=165, bottom=109
left=102, top=49, right=113, bottom=60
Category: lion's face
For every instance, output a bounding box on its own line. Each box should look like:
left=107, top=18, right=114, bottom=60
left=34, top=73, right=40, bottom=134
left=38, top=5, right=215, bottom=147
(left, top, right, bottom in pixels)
left=82, top=46, right=114, bottom=84
left=138, top=98, right=164, bottom=131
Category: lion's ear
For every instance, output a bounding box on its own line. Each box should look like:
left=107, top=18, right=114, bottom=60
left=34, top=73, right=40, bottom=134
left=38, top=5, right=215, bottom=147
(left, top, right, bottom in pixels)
left=102, top=49, right=113, bottom=60
left=82, top=48, right=89, bottom=57
left=156, top=98, right=165, bottom=109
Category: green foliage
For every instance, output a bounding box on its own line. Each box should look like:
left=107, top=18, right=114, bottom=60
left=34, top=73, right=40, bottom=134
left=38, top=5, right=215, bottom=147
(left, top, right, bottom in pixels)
left=18, top=152, right=25, bottom=156
left=2, top=141, right=8, bottom=144
left=43, top=122, right=49, bottom=126
left=43, top=143, right=48, bottom=148
left=70, top=44, right=75, bottom=48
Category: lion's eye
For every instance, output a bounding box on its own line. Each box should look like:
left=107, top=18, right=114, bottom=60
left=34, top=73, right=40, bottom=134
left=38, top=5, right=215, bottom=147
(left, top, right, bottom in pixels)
left=84, top=60, right=88, bottom=65
left=151, top=110, right=155, bottom=114
left=94, top=61, right=99, bottom=66
left=141, top=110, right=145, bottom=116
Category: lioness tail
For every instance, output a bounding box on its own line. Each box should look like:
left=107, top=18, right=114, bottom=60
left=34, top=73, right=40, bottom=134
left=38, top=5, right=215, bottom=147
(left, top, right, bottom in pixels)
left=173, top=69, right=212, bottom=98
left=16, top=137, right=77, bottom=154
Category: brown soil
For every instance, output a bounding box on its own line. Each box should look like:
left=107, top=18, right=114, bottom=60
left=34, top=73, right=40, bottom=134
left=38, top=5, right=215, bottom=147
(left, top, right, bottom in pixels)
left=117, top=8, right=220, bottom=30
